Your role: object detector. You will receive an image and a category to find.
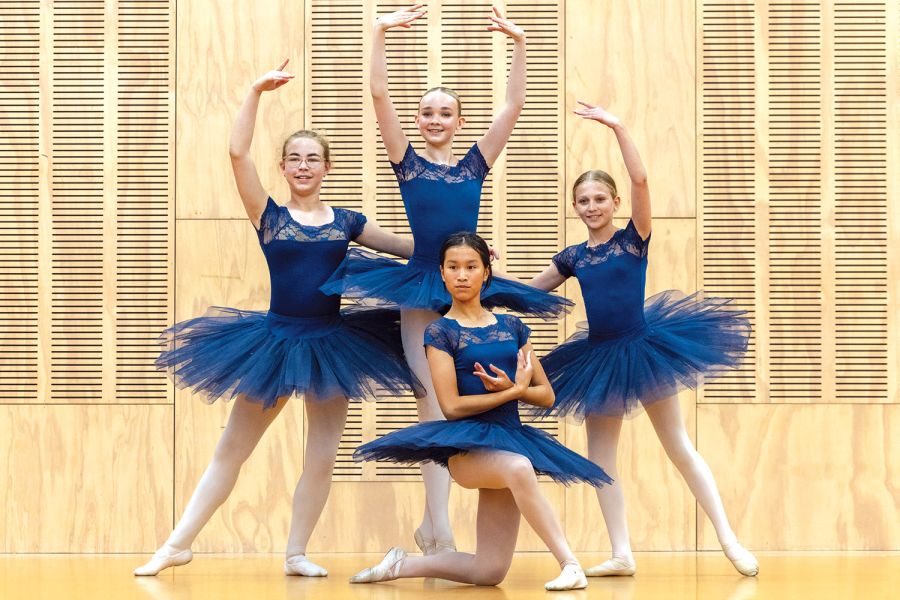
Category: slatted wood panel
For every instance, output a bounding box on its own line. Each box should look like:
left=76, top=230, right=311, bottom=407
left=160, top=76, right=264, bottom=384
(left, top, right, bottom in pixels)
left=0, top=2, right=173, bottom=405
left=833, top=2, right=888, bottom=401
left=768, top=2, right=823, bottom=400
left=116, top=0, right=173, bottom=402
left=698, top=1, right=758, bottom=401
left=50, top=0, right=106, bottom=402
left=0, top=0, right=40, bottom=402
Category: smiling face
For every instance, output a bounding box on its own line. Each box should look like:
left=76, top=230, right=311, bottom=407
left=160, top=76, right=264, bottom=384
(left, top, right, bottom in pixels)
left=279, top=136, right=330, bottom=195
left=440, top=244, right=490, bottom=303
left=572, top=179, right=620, bottom=232
left=415, top=90, right=464, bottom=147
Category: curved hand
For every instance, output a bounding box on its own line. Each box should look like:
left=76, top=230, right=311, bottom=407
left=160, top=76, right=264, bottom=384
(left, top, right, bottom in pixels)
left=487, top=6, right=525, bottom=41
left=573, top=100, right=621, bottom=128
left=251, top=59, right=294, bottom=93
left=513, top=350, right=534, bottom=391
left=473, top=361, right=514, bottom=392
left=377, top=3, right=426, bottom=31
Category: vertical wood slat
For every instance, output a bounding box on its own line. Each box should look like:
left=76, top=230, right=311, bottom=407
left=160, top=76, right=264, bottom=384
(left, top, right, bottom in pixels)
left=767, top=1, right=823, bottom=400
left=116, top=0, right=173, bottom=403
left=0, top=0, right=40, bottom=401
left=699, top=1, right=759, bottom=402
left=50, top=0, right=105, bottom=402
left=833, top=2, right=888, bottom=401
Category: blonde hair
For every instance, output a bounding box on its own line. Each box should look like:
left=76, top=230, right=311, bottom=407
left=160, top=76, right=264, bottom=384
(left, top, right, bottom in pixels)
left=420, top=86, right=462, bottom=116
left=281, top=129, right=331, bottom=162
left=573, top=170, right=617, bottom=200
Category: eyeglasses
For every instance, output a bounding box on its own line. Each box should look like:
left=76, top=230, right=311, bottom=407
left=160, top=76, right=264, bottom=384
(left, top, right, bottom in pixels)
left=283, top=156, right=325, bottom=168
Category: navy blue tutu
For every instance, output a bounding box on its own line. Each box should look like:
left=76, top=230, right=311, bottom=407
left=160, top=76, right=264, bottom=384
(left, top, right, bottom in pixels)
left=320, top=249, right=573, bottom=319
left=353, top=419, right=612, bottom=487
left=541, top=290, right=751, bottom=420
left=157, top=305, right=423, bottom=408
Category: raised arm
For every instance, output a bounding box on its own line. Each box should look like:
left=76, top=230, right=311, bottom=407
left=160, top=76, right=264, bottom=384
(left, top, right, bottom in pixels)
left=426, top=346, right=527, bottom=420
left=355, top=222, right=415, bottom=259
left=229, top=59, right=294, bottom=228
left=575, top=101, right=651, bottom=239
left=476, top=7, right=526, bottom=166
left=371, top=4, right=426, bottom=163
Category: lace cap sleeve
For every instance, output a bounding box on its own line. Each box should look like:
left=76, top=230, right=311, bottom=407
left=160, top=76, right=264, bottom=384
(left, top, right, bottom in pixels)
left=424, top=319, right=456, bottom=355
left=506, top=314, right=532, bottom=349
left=337, top=208, right=368, bottom=240
left=463, top=143, right=490, bottom=182
left=257, top=197, right=286, bottom=244
left=389, top=142, right=421, bottom=183
left=551, top=245, right=578, bottom=278
left=623, top=219, right=651, bottom=256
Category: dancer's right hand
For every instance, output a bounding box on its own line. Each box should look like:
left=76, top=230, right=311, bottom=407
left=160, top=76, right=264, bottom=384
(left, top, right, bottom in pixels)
left=513, top=349, right=534, bottom=392
left=251, top=59, right=294, bottom=93
left=376, top=3, right=426, bottom=31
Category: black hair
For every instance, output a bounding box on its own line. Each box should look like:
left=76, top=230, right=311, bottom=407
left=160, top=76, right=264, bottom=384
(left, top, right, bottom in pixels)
left=439, top=231, right=492, bottom=290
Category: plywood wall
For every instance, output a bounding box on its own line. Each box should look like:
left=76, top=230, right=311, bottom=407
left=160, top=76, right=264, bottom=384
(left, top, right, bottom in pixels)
left=0, top=0, right=896, bottom=553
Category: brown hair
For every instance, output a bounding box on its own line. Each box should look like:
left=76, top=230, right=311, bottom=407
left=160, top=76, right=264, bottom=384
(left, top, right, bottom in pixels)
left=281, top=129, right=331, bottom=162
left=573, top=170, right=617, bottom=200
left=420, top=86, right=463, bottom=116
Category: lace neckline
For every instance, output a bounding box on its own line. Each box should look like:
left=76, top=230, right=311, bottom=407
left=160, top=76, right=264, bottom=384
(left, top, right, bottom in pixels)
left=585, top=228, right=624, bottom=250
left=443, top=314, right=499, bottom=330
left=283, top=204, right=335, bottom=229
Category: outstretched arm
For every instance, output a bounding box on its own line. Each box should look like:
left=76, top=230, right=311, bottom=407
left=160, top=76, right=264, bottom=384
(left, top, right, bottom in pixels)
left=371, top=4, right=426, bottom=163
left=476, top=7, right=527, bottom=166
left=355, top=222, right=414, bottom=259
left=529, top=263, right=567, bottom=292
left=229, top=59, right=294, bottom=228
left=575, top=101, right=651, bottom=239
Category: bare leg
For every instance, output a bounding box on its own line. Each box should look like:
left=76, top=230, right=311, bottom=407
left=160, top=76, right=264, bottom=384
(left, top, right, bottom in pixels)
left=134, top=395, right=288, bottom=575
left=584, top=415, right=636, bottom=576
left=284, top=393, right=349, bottom=576
left=645, top=395, right=757, bottom=576
left=401, top=308, right=453, bottom=549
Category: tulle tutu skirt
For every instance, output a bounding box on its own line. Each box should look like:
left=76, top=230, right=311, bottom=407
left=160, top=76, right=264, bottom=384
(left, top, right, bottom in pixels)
left=353, top=419, right=612, bottom=487
left=157, top=306, right=423, bottom=408
left=321, top=249, right=572, bottom=319
left=541, top=291, right=751, bottom=420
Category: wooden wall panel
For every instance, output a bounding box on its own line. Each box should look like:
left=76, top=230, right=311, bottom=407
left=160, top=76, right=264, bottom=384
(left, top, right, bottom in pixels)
left=565, top=0, right=695, bottom=221
left=697, top=404, right=900, bottom=550
left=698, top=0, right=896, bottom=405
left=0, top=1, right=40, bottom=402
left=0, top=405, right=174, bottom=552
left=175, top=0, right=305, bottom=220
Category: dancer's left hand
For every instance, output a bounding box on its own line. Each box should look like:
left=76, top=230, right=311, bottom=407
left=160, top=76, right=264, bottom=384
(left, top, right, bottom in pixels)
left=574, top=100, right=621, bottom=128
left=487, top=6, right=525, bottom=41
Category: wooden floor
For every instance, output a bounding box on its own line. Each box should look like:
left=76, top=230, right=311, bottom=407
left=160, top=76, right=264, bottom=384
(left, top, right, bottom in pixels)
left=0, top=552, right=897, bottom=599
